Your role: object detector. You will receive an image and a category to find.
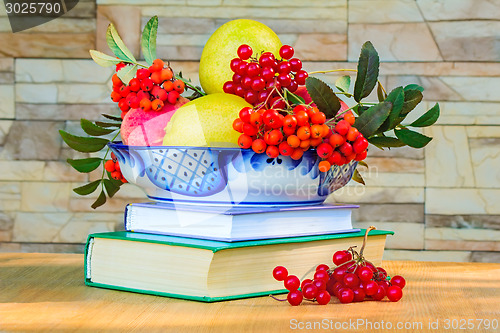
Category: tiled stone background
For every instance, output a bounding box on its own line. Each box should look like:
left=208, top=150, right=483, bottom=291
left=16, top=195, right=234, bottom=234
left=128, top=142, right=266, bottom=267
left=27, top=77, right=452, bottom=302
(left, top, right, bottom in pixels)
left=0, top=0, right=498, bottom=262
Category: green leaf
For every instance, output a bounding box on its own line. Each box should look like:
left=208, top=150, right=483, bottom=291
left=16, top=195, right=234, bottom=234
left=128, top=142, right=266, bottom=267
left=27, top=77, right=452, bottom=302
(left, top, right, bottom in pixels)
left=67, top=157, right=102, bottom=173
left=94, top=121, right=121, bottom=128
left=284, top=89, right=305, bottom=105
left=141, top=16, right=158, bottom=66
left=358, top=160, right=369, bottom=169
left=352, top=169, right=365, bottom=185
left=106, top=23, right=137, bottom=63
left=89, top=50, right=122, bottom=68
left=404, top=84, right=424, bottom=92
left=73, top=180, right=101, bottom=196
left=409, top=103, right=440, bottom=127
left=102, top=114, right=123, bottom=122
left=353, top=101, right=392, bottom=138
left=80, top=119, right=116, bottom=136
left=59, top=130, right=109, bottom=153
left=368, top=136, right=406, bottom=149
left=335, top=75, right=351, bottom=93
left=401, top=89, right=423, bottom=115
left=379, top=86, right=405, bottom=132
left=395, top=128, right=432, bottom=148
left=103, top=179, right=121, bottom=198
left=91, top=190, right=107, bottom=209
left=353, top=41, right=380, bottom=102
left=117, top=64, right=138, bottom=85
left=377, top=82, right=386, bottom=102
left=305, top=77, right=341, bottom=118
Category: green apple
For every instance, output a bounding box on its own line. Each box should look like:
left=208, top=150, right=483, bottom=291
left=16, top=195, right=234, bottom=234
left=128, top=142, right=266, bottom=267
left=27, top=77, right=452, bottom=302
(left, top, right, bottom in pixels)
left=199, top=19, right=282, bottom=94
left=163, top=93, right=252, bottom=147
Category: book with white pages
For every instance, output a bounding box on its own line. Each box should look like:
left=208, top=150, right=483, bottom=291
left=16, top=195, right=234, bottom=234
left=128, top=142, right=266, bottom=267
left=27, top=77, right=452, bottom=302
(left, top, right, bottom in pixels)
left=124, top=202, right=359, bottom=242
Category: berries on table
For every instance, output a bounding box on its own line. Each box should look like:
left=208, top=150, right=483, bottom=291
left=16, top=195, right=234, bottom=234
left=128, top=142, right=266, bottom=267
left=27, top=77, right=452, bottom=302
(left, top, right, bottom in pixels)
left=271, top=227, right=406, bottom=306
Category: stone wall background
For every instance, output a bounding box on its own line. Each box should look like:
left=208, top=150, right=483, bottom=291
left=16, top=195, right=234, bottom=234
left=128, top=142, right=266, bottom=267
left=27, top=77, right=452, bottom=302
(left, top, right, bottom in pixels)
left=0, top=0, right=498, bottom=262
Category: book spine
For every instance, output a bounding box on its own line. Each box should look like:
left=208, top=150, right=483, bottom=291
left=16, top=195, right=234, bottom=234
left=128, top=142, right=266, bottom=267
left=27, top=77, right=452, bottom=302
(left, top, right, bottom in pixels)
left=84, top=236, right=95, bottom=280
left=124, top=204, right=134, bottom=231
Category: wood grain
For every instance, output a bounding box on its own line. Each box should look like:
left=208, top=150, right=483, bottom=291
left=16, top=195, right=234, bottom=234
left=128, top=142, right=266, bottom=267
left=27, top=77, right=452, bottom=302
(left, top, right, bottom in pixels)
left=0, top=253, right=499, bottom=332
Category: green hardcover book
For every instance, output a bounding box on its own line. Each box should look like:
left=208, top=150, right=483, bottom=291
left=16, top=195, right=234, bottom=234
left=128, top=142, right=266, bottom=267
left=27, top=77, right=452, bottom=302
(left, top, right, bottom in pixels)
left=85, top=230, right=394, bottom=302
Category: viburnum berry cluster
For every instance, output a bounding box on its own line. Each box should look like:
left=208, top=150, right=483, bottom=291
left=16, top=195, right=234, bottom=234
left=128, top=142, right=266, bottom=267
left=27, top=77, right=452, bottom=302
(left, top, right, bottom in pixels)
left=224, top=44, right=308, bottom=107
left=110, top=58, right=185, bottom=119
left=233, top=104, right=368, bottom=172
left=272, top=227, right=406, bottom=306
left=103, top=152, right=127, bottom=183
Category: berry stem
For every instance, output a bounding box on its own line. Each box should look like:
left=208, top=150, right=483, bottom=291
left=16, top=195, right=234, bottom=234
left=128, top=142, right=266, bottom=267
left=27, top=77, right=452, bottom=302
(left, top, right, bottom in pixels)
left=360, top=226, right=376, bottom=258
left=174, top=75, right=206, bottom=97
left=269, top=295, right=288, bottom=302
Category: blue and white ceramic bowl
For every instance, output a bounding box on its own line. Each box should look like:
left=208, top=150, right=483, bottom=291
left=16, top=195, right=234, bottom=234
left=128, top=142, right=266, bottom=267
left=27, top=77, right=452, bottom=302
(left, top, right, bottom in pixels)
left=109, top=142, right=357, bottom=207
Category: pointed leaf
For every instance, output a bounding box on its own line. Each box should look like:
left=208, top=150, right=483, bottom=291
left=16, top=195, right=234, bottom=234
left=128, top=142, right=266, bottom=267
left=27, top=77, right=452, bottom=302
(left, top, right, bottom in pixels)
left=102, top=114, right=123, bottom=122
left=117, top=64, right=138, bottom=85
left=81, top=119, right=116, bottom=136
left=73, top=180, right=101, bottom=196
left=91, top=190, right=107, bottom=209
left=106, top=23, right=136, bottom=63
left=94, top=121, right=121, bottom=128
left=368, top=136, right=406, bottom=148
left=89, top=50, right=122, bottom=68
left=395, top=128, right=432, bottom=148
left=284, top=89, right=305, bottom=105
left=401, top=89, right=423, bottom=115
left=353, top=101, right=392, bottom=138
left=378, top=86, right=405, bottom=132
left=377, top=82, right=386, bottom=102
left=358, top=160, right=369, bottom=169
left=353, top=41, right=380, bottom=102
left=305, top=77, right=341, bottom=118
left=335, top=75, right=351, bottom=93
left=352, top=169, right=365, bottom=185
left=59, top=130, right=109, bottom=153
left=404, top=84, right=424, bottom=92
left=67, top=157, right=102, bottom=173
left=141, top=16, right=158, bottom=66
left=410, top=103, right=440, bottom=127
left=103, top=179, right=121, bottom=198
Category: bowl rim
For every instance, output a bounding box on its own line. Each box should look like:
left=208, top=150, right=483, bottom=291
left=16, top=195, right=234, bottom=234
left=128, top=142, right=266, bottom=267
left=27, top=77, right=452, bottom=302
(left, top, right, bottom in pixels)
left=108, top=141, right=318, bottom=153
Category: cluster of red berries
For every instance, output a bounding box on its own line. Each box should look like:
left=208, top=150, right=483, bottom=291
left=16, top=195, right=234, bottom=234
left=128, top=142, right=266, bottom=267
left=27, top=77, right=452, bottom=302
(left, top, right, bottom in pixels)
left=272, top=249, right=405, bottom=306
left=233, top=104, right=368, bottom=171
left=110, top=59, right=185, bottom=119
left=104, top=153, right=127, bottom=183
left=223, top=44, right=308, bottom=107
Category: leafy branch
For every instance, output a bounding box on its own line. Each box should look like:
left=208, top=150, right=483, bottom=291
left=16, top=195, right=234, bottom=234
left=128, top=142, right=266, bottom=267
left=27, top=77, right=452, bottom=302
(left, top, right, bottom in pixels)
left=304, top=41, right=440, bottom=184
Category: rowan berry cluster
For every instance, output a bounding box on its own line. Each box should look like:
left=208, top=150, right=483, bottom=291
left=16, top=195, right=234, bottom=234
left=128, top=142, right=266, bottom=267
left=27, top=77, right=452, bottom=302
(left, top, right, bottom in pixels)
left=103, top=152, right=127, bottom=183
left=224, top=44, right=308, bottom=107
left=110, top=59, right=185, bottom=119
left=233, top=104, right=368, bottom=172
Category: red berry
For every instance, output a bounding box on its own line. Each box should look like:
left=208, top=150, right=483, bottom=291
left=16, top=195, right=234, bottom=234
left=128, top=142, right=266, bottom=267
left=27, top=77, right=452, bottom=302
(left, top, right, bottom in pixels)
left=316, top=264, right=330, bottom=272
left=372, top=286, right=386, bottom=301
left=104, top=160, right=115, bottom=172
left=266, top=145, right=279, bottom=158
left=239, top=107, right=253, bottom=123
left=332, top=250, right=352, bottom=266
left=237, top=44, right=253, bottom=60
left=302, top=283, right=318, bottom=299
left=346, top=127, right=359, bottom=142
left=151, top=99, right=164, bottom=111
left=316, top=290, right=331, bottom=305
left=230, top=58, right=241, bottom=73
left=284, top=275, right=300, bottom=291
left=261, top=67, right=275, bottom=81
left=339, top=142, right=353, bottom=156
left=173, top=79, right=185, bottom=93
left=238, top=134, right=253, bottom=149
left=364, top=280, right=379, bottom=296
left=335, top=120, right=350, bottom=136
left=289, top=58, right=302, bottom=72
left=287, top=290, right=303, bottom=306
left=353, top=137, right=369, bottom=153
left=312, top=279, right=326, bottom=291
left=136, top=68, right=150, bottom=80
left=338, top=288, right=354, bottom=303
left=279, top=45, right=294, bottom=60
left=149, top=59, right=164, bottom=72
left=343, top=273, right=360, bottom=289
left=314, top=270, right=329, bottom=282
left=387, top=286, right=403, bottom=302
left=295, top=70, right=308, bottom=85
left=352, top=288, right=366, bottom=302
left=357, top=266, right=374, bottom=282
left=110, top=171, right=121, bottom=180
left=278, top=142, right=293, bottom=156
left=390, top=275, right=406, bottom=289
left=311, top=112, right=326, bottom=124
left=141, top=78, right=154, bottom=91
left=377, top=267, right=388, bottom=280
left=252, top=139, right=267, bottom=154
left=355, top=150, right=368, bottom=161
left=317, top=143, right=334, bottom=159
left=272, top=266, right=288, bottom=281
left=301, top=279, right=313, bottom=290
left=167, top=91, right=180, bottom=104
left=277, top=61, right=291, bottom=74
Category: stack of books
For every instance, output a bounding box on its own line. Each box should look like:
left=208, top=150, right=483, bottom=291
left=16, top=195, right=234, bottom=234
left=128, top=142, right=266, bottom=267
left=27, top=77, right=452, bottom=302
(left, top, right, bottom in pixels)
left=85, top=202, right=393, bottom=302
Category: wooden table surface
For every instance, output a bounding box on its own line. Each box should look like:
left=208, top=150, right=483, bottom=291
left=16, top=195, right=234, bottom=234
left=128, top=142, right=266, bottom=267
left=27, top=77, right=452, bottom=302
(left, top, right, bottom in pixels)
left=0, top=253, right=499, bottom=332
